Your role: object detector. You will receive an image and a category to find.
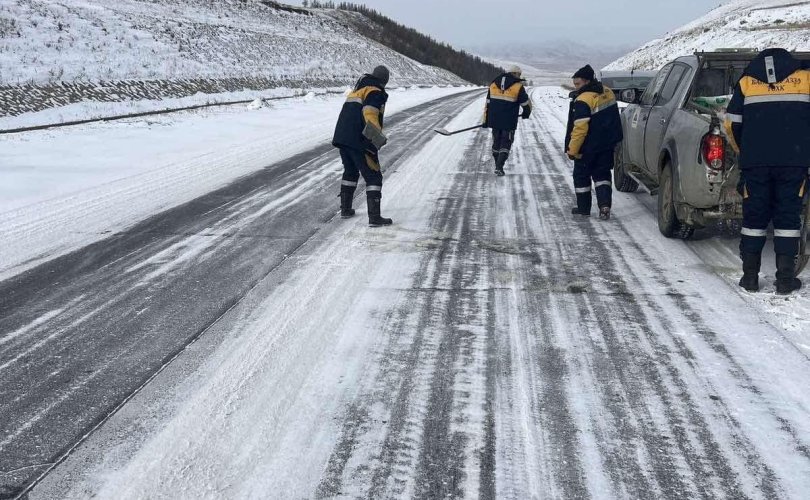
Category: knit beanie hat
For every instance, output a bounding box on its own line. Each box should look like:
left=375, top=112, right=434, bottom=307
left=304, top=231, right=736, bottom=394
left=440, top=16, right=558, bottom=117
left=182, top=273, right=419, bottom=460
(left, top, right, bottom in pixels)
left=372, top=65, right=390, bottom=87
left=572, top=64, right=595, bottom=81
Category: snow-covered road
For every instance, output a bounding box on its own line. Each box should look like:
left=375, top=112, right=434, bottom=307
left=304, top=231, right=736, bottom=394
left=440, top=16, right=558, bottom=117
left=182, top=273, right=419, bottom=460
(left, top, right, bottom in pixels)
left=2, top=87, right=809, bottom=499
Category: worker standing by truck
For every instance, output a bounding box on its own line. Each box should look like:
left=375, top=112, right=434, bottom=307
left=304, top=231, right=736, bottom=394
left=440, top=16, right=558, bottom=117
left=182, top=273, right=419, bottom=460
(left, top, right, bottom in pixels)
left=725, top=48, right=810, bottom=294
left=565, top=64, right=623, bottom=219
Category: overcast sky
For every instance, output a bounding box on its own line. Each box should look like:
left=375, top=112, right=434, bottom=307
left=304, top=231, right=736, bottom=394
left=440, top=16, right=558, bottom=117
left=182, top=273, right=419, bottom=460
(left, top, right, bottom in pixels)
left=290, top=0, right=722, bottom=49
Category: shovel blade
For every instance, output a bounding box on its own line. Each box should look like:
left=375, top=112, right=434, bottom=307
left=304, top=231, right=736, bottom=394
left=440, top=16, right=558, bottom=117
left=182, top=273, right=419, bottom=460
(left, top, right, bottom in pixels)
left=434, top=128, right=451, bottom=136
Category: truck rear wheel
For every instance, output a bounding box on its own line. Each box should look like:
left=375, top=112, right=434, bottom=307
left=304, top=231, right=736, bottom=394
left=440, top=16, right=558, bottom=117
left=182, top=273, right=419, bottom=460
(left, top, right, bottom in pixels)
left=613, top=143, right=638, bottom=193
left=658, top=162, right=694, bottom=239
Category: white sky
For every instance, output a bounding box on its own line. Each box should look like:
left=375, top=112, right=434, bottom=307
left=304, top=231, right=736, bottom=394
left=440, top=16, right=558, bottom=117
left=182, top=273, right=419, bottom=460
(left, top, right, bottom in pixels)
left=291, top=0, right=722, bottom=48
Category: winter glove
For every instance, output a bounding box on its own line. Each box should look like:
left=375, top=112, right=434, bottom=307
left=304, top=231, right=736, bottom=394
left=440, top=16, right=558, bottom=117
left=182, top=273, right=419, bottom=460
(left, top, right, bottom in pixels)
left=362, top=122, right=388, bottom=150
left=521, top=108, right=531, bottom=120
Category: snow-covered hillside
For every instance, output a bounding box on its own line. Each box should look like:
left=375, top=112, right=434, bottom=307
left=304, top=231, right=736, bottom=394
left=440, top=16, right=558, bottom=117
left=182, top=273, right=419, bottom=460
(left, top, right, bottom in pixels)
left=0, top=0, right=465, bottom=86
left=606, top=0, right=810, bottom=70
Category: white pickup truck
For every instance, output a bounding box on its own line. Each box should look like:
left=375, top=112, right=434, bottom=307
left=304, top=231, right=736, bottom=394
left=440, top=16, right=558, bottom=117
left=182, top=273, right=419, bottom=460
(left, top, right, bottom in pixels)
left=614, top=50, right=809, bottom=273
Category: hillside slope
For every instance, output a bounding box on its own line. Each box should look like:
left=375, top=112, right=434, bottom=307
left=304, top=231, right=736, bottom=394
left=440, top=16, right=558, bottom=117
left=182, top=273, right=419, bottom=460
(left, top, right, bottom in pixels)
left=0, top=0, right=465, bottom=86
left=606, top=0, right=810, bottom=70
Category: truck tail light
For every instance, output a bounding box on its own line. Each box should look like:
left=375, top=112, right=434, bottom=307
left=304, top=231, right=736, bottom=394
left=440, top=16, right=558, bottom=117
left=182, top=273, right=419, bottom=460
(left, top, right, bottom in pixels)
left=702, top=130, right=725, bottom=171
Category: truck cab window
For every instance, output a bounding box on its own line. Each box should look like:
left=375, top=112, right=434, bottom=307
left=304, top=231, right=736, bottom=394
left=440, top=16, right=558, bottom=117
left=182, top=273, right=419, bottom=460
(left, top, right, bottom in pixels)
left=640, top=65, right=672, bottom=106
left=656, top=64, right=690, bottom=106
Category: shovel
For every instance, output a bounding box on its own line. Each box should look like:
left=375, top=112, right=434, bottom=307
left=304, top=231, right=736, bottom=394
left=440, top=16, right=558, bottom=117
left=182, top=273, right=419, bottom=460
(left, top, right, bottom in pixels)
left=433, top=124, right=483, bottom=136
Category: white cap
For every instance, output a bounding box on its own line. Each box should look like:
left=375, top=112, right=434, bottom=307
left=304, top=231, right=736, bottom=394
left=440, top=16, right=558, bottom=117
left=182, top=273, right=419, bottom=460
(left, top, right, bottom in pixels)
left=508, top=65, right=522, bottom=77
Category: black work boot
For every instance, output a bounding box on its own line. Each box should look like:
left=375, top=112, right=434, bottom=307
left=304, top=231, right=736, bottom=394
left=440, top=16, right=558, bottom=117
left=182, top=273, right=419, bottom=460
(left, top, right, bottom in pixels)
left=573, top=191, right=592, bottom=216
left=367, top=192, right=392, bottom=227
left=738, top=252, right=761, bottom=292
left=498, top=152, right=509, bottom=171
left=340, top=185, right=356, bottom=218
left=774, top=254, right=802, bottom=295
left=494, top=153, right=506, bottom=176
left=598, top=206, right=611, bottom=220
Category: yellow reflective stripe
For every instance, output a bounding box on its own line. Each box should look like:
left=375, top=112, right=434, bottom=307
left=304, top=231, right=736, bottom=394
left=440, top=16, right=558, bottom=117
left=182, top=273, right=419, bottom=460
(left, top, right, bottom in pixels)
left=800, top=179, right=806, bottom=198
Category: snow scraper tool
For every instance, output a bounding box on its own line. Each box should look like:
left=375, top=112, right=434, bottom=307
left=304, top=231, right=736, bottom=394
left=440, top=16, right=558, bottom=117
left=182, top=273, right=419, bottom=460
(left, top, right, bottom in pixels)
left=434, top=124, right=483, bottom=136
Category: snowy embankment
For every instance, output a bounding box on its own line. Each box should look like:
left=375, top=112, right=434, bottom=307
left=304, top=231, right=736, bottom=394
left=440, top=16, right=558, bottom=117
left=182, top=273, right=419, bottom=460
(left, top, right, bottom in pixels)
left=606, top=0, right=810, bottom=70
left=0, top=0, right=464, bottom=87
left=0, top=85, right=473, bottom=281
left=0, top=86, right=338, bottom=130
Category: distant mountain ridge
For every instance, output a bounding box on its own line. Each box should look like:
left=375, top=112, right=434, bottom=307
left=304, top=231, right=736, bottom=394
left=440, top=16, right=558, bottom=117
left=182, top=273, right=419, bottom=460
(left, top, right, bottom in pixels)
left=469, top=40, right=635, bottom=73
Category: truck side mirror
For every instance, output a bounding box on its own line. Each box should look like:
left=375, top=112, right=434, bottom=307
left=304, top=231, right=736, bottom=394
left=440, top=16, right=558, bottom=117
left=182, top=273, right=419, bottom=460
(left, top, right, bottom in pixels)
left=620, top=88, right=638, bottom=103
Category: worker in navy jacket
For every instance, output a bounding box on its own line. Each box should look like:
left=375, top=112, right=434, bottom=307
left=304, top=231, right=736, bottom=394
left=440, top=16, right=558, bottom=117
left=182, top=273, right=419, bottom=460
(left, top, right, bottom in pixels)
left=565, top=64, right=622, bottom=220
left=333, top=65, right=393, bottom=227
left=482, top=65, right=532, bottom=176
left=724, top=48, right=810, bottom=294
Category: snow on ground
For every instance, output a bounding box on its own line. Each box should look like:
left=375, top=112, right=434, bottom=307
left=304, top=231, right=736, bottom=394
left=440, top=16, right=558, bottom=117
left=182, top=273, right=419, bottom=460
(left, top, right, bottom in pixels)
left=42, top=93, right=487, bottom=500
left=27, top=86, right=810, bottom=499
left=0, top=0, right=463, bottom=86
left=0, top=85, right=473, bottom=281
left=0, top=86, right=337, bottom=130
left=606, top=0, right=810, bottom=70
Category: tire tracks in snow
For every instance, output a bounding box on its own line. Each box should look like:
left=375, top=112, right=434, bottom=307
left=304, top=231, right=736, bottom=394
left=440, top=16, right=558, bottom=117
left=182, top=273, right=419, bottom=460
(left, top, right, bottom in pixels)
left=0, top=91, right=481, bottom=498
left=316, top=127, right=500, bottom=499
left=512, top=88, right=810, bottom=499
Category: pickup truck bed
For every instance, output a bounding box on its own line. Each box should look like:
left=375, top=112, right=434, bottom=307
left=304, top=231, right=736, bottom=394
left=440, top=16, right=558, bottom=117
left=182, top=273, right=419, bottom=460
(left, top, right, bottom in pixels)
left=615, top=50, right=810, bottom=273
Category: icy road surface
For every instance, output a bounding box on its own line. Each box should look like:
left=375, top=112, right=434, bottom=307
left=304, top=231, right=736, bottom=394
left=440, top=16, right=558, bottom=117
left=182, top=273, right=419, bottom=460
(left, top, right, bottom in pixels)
left=2, top=88, right=809, bottom=499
